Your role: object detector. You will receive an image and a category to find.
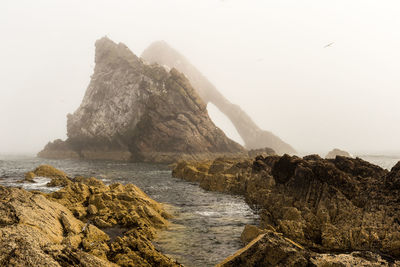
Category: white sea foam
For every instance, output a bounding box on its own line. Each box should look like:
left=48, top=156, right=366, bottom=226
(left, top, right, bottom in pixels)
left=10, top=176, right=61, bottom=192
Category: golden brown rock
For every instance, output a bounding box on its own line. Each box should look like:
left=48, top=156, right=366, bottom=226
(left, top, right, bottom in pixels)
left=46, top=171, right=181, bottom=266
left=21, top=171, right=36, bottom=183
left=3, top=165, right=181, bottom=266
left=22, top=164, right=72, bottom=187
left=0, top=185, right=116, bottom=266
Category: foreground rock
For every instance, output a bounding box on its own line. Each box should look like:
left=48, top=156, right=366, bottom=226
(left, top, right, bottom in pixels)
left=173, top=155, right=400, bottom=264
left=39, top=37, right=245, bottom=163
left=325, top=148, right=353, bottom=158
left=4, top=165, right=181, bottom=266
left=217, top=231, right=398, bottom=266
left=141, top=41, right=296, bottom=155
left=0, top=186, right=115, bottom=266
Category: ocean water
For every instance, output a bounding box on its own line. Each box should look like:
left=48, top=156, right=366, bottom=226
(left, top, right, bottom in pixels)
left=357, top=154, right=400, bottom=170
left=0, top=156, right=257, bottom=267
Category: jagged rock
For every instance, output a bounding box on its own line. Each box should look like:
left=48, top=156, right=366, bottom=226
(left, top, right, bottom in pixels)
left=47, top=171, right=181, bottom=266
left=325, top=148, right=353, bottom=159
left=0, top=185, right=115, bottom=266
left=217, top=231, right=398, bottom=267
left=39, top=37, right=245, bottom=163
left=2, top=165, right=182, bottom=266
left=48, top=176, right=170, bottom=230
left=172, top=155, right=400, bottom=261
left=141, top=41, right=296, bottom=155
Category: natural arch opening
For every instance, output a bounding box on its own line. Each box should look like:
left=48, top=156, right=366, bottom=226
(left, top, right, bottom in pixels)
left=207, top=102, right=245, bottom=146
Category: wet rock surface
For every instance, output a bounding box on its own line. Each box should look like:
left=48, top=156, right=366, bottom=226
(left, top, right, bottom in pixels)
left=2, top=165, right=181, bottom=267
left=39, top=37, right=245, bottom=163
left=173, top=155, right=400, bottom=265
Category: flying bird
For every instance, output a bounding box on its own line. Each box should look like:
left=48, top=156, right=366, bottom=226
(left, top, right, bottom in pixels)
left=324, top=42, right=335, bottom=48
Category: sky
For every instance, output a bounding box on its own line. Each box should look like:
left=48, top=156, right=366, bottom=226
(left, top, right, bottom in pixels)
left=0, top=0, right=399, bottom=155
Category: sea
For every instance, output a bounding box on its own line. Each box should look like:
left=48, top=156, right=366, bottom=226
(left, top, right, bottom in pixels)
left=0, top=154, right=398, bottom=266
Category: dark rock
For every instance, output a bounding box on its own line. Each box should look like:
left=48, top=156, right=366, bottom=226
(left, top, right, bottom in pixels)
left=217, top=231, right=398, bottom=267
left=172, top=155, right=400, bottom=261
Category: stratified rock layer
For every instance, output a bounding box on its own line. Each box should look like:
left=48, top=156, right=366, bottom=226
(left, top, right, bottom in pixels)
left=39, top=37, right=245, bottom=163
left=173, top=155, right=400, bottom=265
left=141, top=41, right=296, bottom=154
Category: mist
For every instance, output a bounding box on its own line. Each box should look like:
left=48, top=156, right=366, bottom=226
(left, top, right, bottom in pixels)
left=1, top=0, right=399, bottom=155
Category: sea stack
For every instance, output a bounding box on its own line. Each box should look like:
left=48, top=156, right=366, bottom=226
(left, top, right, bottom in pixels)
left=38, top=37, right=245, bottom=163
left=325, top=148, right=353, bottom=159
left=141, top=41, right=296, bottom=155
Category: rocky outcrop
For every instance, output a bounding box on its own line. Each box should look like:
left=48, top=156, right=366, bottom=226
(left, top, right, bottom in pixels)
left=173, top=155, right=400, bottom=263
left=39, top=37, right=245, bottom=163
left=47, top=176, right=179, bottom=266
left=0, top=185, right=115, bottom=266
left=326, top=148, right=353, bottom=159
left=21, top=165, right=72, bottom=187
left=3, top=165, right=181, bottom=266
left=141, top=41, right=296, bottom=155
left=217, top=231, right=398, bottom=266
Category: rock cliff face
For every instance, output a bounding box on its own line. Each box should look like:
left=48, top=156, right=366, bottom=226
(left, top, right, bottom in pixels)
left=173, top=155, right=400, bottom=265
left=141, top=41, right=296, bottom=155
left=39, top=37, right=245, bottom=163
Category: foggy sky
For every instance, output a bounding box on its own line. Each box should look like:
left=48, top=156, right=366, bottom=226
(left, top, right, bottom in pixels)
left=1, top=0, right=399, bottom=155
